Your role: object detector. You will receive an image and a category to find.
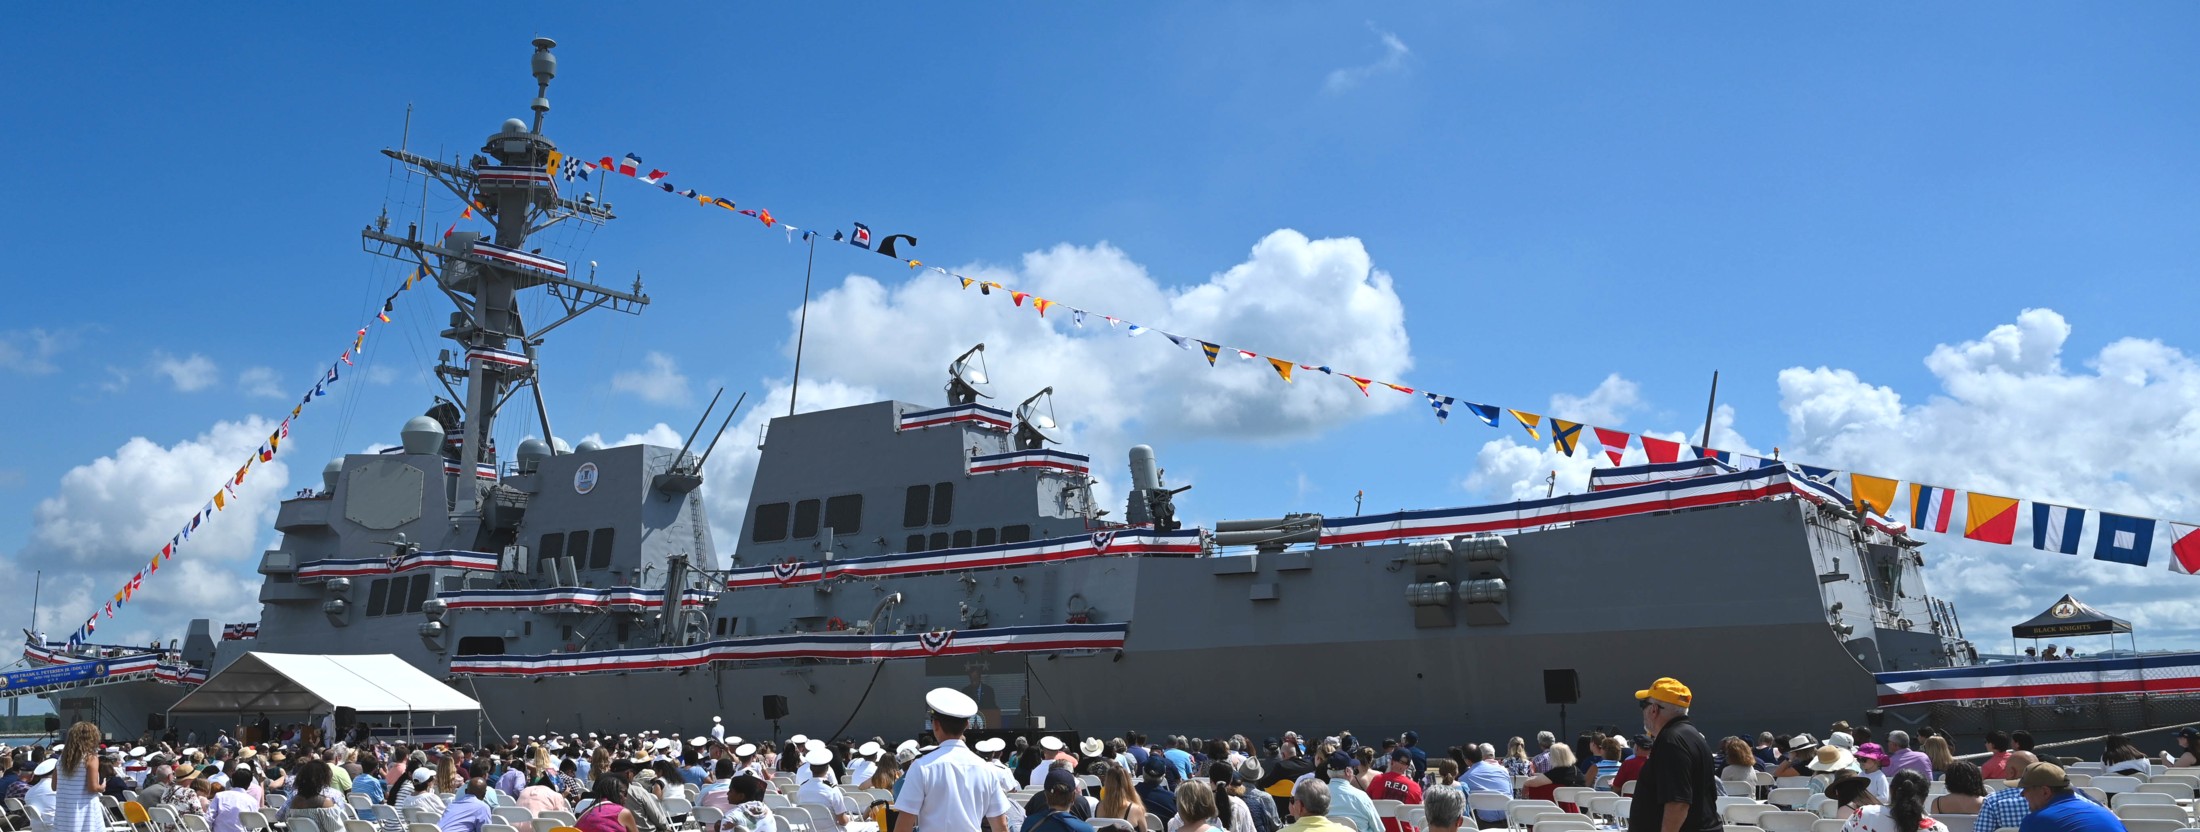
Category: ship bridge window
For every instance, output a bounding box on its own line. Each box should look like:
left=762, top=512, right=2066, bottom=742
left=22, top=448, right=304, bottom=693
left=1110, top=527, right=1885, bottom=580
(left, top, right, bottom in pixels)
left=793, top=499, right=821, bottom=539
left=824, top=494, right=862, bottom=534
left=906, top=534, right=926, bottom=553
left=1001, top=525, right=1031, bottom=545
left=567, top=530, right=591, bottom=571
left=364, top=579, right=391, bottom=618
left=589, top=527, right=615, bottom=570
left=903, top=486, right=931, bottom=528
left=404, top=573, right=432, bottom=613
left=931, top=483, right=954, bottom=525
left=753, top=503, right=791, bottom=542
left=929, top=532, right=949, bottom=550
left=455, top=636, right=505, bottom=656
left=953, top=530, right=973, bottom=549
left=976, top=528, right=997, bottom=547
left=538, top=533, right=565, bottom=572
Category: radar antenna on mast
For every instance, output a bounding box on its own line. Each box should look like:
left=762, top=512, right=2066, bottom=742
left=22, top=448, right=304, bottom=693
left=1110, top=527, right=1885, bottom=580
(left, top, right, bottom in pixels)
left=357, top=38, right=653, bottom=523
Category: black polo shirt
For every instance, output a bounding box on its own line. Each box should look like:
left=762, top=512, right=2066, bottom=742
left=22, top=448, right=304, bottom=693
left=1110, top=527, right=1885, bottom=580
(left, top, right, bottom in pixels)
left=1627, top=715, right=1721, bottom=832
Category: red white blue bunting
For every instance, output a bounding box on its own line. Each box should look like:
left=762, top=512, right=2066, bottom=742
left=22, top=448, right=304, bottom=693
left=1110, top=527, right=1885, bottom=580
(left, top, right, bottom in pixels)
left=1876, top=652, right=2200, bottom=706
left=969, top=449, right=1091, bottom=476
left=441, top=585, right=714, bottom=612
left=726, top=529, right=1203, bottom=590
left=294, top=549, right=501, bottom=581
left=897, top=403, right=1014, bottom=432
left=448, top=622, right=1130, bottom=677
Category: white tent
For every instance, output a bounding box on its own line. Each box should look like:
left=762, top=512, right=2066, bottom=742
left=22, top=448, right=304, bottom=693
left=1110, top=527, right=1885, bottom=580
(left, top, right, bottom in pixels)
left=166, top=652, right=480, bottom=715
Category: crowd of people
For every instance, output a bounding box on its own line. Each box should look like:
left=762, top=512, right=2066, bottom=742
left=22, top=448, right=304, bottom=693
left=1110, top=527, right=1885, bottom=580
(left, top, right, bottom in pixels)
left=0, top=677, right=2174, bottom=832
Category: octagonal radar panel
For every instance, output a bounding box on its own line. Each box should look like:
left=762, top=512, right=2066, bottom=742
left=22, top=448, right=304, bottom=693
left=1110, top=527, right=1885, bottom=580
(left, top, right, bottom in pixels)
left=345, top=459, right=424, bottom=530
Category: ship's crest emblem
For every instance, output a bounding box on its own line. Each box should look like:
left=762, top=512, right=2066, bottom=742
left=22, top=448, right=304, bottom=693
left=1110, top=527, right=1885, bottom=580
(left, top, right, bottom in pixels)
left=1090, top=531, right=1117, bottom=553
left=772, top=561, right=803, bottom=583
left=2052, top=600, right=2079, bottom=619
left=920, top=630, right=954, bottom=654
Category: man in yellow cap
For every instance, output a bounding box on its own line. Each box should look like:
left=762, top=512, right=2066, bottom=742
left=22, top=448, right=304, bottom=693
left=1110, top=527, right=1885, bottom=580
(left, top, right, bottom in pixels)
left=1625, top=678, right=1720, bottom=832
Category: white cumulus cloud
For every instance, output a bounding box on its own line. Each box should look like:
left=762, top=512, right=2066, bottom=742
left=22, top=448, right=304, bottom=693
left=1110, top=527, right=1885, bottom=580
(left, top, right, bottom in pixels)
left=611, top=351, right=693, bottom=406
left=0, top=328, right=70, bottom=375
left=6, top=418, right=288, bottom=644
left=1776, top=308, right=2200, bottom=647
left=237, top=367, right=285, bottom=399
left=1325, top=24, right=1412, bottom=94
left=152, top=351, right=219, bottom=392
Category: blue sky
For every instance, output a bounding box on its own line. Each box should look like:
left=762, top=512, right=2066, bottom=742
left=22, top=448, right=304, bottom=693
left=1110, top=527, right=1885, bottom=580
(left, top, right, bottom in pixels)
left=3, top=4, right=2199, bottom=653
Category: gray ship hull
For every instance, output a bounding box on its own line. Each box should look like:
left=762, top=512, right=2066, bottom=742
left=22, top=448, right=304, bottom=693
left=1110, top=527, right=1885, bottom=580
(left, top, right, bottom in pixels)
left=448, top=498, right=1878, bottom=745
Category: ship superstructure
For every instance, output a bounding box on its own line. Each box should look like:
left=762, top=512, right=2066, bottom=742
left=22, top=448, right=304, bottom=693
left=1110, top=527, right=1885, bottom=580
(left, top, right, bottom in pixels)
left=29, top=40, right=1993, bottom=744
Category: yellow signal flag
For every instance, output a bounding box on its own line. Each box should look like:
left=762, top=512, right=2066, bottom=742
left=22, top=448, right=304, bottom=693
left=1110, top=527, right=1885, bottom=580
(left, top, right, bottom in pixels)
left=1850, top=473, right=1900, bottom=517
left=1508, top=409, right=1543, bottom=441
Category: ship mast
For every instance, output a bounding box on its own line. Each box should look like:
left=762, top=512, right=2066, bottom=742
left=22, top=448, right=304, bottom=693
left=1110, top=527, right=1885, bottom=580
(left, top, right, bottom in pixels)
left=360, top=38, right=648, bottom=519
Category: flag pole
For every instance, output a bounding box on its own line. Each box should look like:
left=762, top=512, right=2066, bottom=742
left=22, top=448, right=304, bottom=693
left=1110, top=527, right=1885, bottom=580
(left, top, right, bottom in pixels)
left=1698, top=370, right=1720, bottom=448
left=790, top=234, right=817, bottom=416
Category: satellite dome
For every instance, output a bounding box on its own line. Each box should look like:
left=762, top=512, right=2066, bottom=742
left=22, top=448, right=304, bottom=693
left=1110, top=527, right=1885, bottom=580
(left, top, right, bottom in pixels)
left=516, top=438, right=551, bottom=473
left=400, top=416, right=444, bottom=455
left=551, top=437, right=572, bottom=454
left=322, top=459, right=343, bottom=492
left=502, top=118, right=527, bottom=134
left=575, top=439, right=604, bottom=453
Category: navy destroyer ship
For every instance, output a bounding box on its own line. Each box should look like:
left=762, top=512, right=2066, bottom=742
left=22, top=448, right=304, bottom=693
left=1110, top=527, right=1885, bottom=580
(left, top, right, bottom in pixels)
left=22, top=39, right=2015, bottom=745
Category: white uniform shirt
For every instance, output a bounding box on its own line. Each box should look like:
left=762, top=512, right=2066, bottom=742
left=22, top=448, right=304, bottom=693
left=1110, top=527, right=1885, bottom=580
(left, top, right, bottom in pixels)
left=893, top=740, right=1012, bottom=832
left=846, top=758, right=877, bottom=788
left=796, top=777, right=854, bottom=826
left=712, top=724, right=727, bottom=742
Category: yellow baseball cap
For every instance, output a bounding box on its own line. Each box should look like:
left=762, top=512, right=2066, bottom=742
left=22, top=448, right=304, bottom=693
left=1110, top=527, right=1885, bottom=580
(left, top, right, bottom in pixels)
left=1635, top=677, right=1692, bottom=708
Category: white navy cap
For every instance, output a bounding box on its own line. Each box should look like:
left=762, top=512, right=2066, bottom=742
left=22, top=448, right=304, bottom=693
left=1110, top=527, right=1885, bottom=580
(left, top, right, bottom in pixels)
left=734, top=743, right=757, bottom=757
left=129, top=747, right=147, bottom=758
left=713, top=716, right=722, bottom=723
left=653, top=738, right=674, bottom=750
left=1039, top=736, right=1065, bottom=751
left=857, top=741, right=883, bottom=757
left=34, top=759, right=56, bottom=776
left=803, top=748, right=833, bottom=766
left=789, top=734, right=809, bottom=745
left=727, top=736, right=743, bottom=746
left=925, top=687, right=979, bottom=719
left=689, top=737, right=710, bottom=747
left=896, top=740, right=919, bottom=753
left=973, top=738, right=1005, bottom=753
left=805, top=739, right=826, bottom=753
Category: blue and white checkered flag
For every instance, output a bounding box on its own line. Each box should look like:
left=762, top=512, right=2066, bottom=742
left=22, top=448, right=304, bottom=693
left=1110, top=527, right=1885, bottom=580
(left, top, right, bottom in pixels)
left=1426, top=393, right=1453, bottom=423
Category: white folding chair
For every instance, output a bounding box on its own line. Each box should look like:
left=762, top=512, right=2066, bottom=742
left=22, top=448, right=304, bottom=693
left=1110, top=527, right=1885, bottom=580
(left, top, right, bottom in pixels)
left=1724, top=781, right=1758, bottom=798
left=1583, top=796, right=1622, bottom=821
left=344, top=822, right=379, bottom=832
left=2095, top=776, right=2145, bottom=795
left=178, top=815, right=209, bottom=832
left=1810, top=820, right=1845, bottom=832
left=1766, top=789, right=1810, bottom=810
left=2115, top=805, right=2190, bottom=823
left=1468, top=792, right=1511, bottom=826
left=1532, top=821, right=1592, bottom=832
left=237, top=812, right=269, bottom=832
left=1717, top=797, right=1756, bottom=813
left=2118, top=820, right=2185, bottom=832
left=1086, top=821, right=1134, bottom=832
left=2140, top=783, right=2195, bottom=800
left=2115, top=793, right=2179, bottom=808
left=1758, top=810, right=1820, bottom=832
left=1930, top=815, right=1976, bottom=832
left=1724, top=804, right=1778, bottom=827
left=1553, top=787, right=1594, bottom=809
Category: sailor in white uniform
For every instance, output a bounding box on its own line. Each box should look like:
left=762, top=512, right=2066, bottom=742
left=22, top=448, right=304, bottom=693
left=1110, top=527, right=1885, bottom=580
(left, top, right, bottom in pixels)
left=711, top=717, right=727, bottom=742
left=892, top=688, right=1011, bottom=832
left=847, top=742, right=883, bottom=788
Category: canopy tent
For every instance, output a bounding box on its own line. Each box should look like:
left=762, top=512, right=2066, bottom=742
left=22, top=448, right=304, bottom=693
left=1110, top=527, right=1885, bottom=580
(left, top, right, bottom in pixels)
left=2011, top=594, right=2136, bottom=659
left=166, top=652, right=479, bottom=715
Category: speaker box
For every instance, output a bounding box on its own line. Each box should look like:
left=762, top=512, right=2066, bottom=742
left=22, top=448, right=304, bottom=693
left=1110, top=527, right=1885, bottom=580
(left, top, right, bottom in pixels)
left=1542, top=669, right=1579, bottom=705
left=148, top=714, right=167, bottom=732
left=762, top=694, right=790, bottom=721
left=44, top=716, right=60, bottom=732
left=336, top=706, right=357, bottom=729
